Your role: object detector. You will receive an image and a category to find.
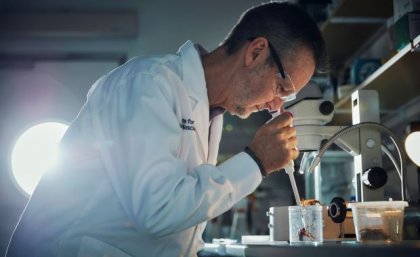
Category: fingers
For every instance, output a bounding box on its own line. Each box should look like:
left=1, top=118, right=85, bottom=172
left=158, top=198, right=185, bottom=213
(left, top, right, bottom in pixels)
left=289, top=143, right=300, bottom=160
left=280, top=135, right=299, bottom=159
left=274, top=126, right=296, bottom=140
left=270, top=112, right=293, bottom=128
left=248, top=111, right=301, bottom=174
left=281, top=141, right=300, bottom=164
left=287, top=136, right=298, bottom=150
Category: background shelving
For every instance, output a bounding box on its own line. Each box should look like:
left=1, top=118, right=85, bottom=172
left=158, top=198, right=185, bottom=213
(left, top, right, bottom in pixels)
left=320, top=0, right=420, bottom=125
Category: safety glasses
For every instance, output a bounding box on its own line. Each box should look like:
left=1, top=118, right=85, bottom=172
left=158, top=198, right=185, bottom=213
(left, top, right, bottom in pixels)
left=267, top=41, right=297, bottom=102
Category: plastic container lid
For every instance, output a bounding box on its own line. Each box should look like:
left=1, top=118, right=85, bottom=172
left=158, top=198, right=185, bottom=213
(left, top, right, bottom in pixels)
left=288, top=205, right=323, bottom=210
left=348, top=201, right=408, bottom=209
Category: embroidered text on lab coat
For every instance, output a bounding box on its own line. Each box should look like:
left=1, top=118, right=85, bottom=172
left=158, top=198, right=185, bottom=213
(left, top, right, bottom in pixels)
left=180, top=118, right=195, bottom=131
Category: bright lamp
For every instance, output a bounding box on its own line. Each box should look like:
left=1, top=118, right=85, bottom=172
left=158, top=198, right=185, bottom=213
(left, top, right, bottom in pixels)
left=405, top=131, right=420, bottom=167
left=11, top=122, right=68, bottom=196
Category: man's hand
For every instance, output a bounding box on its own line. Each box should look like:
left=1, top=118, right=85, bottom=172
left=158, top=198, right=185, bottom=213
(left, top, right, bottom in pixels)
left=248, top=112, right=299, bottom=175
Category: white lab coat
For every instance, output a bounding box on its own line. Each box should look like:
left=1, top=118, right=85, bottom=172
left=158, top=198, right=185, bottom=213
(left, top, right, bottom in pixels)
left=6, top=41, right=262, bottom=257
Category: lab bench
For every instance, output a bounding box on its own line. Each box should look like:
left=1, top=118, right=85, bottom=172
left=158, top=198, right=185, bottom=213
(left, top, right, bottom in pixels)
left=201, top=240, right=420, bottom=257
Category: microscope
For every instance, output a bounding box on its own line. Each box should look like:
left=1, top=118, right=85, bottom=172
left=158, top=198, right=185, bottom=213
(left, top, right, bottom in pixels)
left=287, top=90, right=403, bottom=202
left=268, top=89, right=406, bottom=241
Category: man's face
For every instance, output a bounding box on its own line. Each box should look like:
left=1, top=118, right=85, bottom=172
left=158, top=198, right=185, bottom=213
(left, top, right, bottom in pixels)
left=229, top=45, right=316, bottom=119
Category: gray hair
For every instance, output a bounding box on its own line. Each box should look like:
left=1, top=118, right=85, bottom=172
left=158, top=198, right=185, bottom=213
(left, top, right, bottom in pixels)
left=221, top=1, right=328, bottom=73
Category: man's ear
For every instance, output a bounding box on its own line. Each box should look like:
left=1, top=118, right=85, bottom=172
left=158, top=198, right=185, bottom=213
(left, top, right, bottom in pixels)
left=245, top=37, right=269, bottom=67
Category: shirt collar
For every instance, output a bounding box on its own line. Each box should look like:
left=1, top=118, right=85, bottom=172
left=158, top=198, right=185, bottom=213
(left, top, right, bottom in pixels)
left=209, top=107, right=226, bottom=121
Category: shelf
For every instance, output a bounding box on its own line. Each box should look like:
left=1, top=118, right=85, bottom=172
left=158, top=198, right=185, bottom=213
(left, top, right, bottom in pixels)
left=335, top=35, right=420, bottom=111
left=321, top=0, right=420, bottom=126
left=321, top=0, right=393, bottom=68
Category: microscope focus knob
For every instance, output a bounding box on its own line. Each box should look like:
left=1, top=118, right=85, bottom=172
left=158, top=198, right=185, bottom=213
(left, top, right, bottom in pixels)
left=328, top=197, right=347, bottom=223
left=319, top=101, right=334, bottom=115
left=362, top=166, right=388, bottom=189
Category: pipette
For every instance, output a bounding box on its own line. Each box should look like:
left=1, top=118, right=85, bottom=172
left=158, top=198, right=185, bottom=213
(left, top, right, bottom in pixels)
left=270, top=110, right=308, bottom=240
left=270, top=110, right=302, bottom=206
left=285, top=162, right=302, bottom=206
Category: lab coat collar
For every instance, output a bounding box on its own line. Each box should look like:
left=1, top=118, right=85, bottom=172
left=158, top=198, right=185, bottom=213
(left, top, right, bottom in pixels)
left=178, top=40, right=209, bottom=106
left=178, top=41, right=216, bottom=162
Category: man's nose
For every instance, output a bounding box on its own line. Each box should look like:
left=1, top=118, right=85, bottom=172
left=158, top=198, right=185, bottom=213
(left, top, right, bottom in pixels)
left=268, top=97, right=285, bottom=111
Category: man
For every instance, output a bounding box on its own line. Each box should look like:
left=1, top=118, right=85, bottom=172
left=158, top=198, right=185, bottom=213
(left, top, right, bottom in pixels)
left=6, top=1, right=327, bottom=257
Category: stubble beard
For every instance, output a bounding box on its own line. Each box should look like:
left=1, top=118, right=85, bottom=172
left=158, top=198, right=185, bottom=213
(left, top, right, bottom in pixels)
left=233, top=66, right=263, bottom=119
left=234, top=106, right=250, bottom=119
left=231, top=60, right=271, bottom=119
left=233, top=83, right=256, bottom=119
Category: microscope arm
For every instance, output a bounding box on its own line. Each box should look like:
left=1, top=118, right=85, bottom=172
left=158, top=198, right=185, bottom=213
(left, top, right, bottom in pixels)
left=295, top=125, right=361, bottom=156
left=287, top=98, right=361, bottom=155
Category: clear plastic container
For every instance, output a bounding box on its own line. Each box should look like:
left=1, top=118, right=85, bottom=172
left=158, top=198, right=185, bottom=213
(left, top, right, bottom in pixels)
left=348, top=201, right=408, bottom=243
left=288, top=205, right=323, bottom=244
